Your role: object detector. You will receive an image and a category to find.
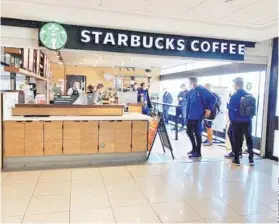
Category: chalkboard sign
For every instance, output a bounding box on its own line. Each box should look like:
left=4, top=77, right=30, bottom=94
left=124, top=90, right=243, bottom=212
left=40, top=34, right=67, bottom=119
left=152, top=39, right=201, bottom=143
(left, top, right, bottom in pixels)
left=147, top=117, right=174, bottom=160
left=53, top=95, right=78, bottom=105
left=87, top=94, right=94, bottom=105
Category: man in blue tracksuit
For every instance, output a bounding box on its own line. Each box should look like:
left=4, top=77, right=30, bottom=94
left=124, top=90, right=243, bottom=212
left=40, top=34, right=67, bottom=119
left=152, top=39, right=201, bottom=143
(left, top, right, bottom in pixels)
left=228, top=77, right=254, bottom=166
left=175, top=84, right=188, bottom=131
left=137, top=82, right=152, bottom=115
left=186, top=77, right=217, bottom=158
left=162, top=87, right=173, bottom=124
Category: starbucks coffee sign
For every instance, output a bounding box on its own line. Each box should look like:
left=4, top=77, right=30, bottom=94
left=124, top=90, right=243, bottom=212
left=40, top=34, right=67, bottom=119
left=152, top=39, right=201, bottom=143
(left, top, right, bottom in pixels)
left=39, top=23, right=255, bottom=61
left=39, top=23, right=68, bottom=50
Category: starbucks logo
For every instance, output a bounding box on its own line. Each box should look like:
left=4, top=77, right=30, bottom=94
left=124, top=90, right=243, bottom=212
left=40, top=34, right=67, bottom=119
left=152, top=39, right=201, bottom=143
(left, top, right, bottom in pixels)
left=39, top=23, right=67, bottom=50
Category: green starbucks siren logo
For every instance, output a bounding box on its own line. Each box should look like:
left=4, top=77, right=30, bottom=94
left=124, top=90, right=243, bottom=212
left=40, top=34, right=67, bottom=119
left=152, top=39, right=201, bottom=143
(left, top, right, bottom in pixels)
left=39, top=23, right=67, bottom=50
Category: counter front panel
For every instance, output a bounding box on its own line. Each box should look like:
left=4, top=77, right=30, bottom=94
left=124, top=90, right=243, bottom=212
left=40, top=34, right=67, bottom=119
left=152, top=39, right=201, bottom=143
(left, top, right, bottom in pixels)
left=3, top=119, right=149, bottom=158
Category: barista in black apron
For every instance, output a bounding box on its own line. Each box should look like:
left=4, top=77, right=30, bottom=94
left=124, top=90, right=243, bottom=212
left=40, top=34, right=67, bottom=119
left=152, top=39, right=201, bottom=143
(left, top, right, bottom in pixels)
left=67, top=81, right=82, bottom=96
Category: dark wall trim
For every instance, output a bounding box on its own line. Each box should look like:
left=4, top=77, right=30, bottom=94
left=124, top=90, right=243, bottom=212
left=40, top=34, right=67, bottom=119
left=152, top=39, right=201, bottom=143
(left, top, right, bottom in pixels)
left=265, top=38, right=278, bottom=160
left=1, top=18, right=43, bottom=28
left=160, top=63, right=267, bottom=81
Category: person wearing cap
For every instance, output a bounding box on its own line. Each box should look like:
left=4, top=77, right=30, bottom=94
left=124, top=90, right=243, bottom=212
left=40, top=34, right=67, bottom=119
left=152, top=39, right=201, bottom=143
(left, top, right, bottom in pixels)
left=228, top=77, right=254, bottom=166
left=92, top=83, right=104, bottom=104
left=186, top=76, right=217, bottom=159
left=174, top=83, right=188, bottom=131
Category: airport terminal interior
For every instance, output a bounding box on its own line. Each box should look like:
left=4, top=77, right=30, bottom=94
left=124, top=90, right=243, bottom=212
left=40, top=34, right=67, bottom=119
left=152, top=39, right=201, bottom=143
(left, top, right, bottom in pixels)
left=0, top=0, right=278, bottom=223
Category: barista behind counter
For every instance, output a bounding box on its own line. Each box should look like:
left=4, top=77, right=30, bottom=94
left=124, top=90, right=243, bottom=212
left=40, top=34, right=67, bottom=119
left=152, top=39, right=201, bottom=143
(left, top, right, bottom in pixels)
left=67, top=81, right=82, bottom=96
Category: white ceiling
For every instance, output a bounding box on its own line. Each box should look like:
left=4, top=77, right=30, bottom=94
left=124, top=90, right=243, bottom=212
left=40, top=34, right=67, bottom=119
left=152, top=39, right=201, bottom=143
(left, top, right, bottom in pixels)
left=1, top=0, right=278, bottom=42
left=44, top=49, right=194, bottom=69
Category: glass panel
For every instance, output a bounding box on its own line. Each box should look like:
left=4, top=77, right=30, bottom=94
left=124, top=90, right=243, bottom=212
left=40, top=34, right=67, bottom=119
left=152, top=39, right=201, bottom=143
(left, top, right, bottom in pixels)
left=274, top=130, right=279, bottom=157
left=160, top=70, right=265, bottom=150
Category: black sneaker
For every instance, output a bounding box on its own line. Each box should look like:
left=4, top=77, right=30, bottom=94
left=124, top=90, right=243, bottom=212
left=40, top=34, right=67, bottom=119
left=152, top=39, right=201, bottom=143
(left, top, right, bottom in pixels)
left=189, top=152, right=202, bottom=159
left=187, top=150, right=195, bottom=155
left=232, top=159, right=240, bottom=166
left=249, top=158, right=254, bottom=166
left=224, top=152, right=235, bottom=159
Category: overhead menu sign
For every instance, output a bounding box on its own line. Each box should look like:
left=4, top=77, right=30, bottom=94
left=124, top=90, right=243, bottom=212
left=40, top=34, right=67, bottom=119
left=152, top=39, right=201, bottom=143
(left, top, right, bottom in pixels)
left=39, top=22, right=255, bottom=61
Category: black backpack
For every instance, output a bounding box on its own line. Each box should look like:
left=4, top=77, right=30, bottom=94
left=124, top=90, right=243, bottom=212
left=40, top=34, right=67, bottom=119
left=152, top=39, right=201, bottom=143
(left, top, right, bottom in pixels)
left=240, top=95, right=256, bottom=117
left=207, top=92, right=221, bottom=120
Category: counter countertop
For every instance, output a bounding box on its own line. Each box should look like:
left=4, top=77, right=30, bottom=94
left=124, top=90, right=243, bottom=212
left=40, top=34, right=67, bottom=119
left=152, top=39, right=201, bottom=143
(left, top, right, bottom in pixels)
left=4, top=112, right=151, bottom=121
left=14, top=104, right=124, bottom=108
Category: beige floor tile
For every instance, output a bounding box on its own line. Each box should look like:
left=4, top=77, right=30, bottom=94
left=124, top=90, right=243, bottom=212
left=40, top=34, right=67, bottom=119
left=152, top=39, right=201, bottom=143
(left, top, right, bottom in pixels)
left=135, top=176, right=168, bottom=190
left=3, top=171, right=41, bottom=185
left=1, top=172, right=10, bottom=182
left=152, top=202, right=202, bottom=223
left=142, top=187, right=183, bottom=203
left=223, top=196, right=271, bottom=215
left=71, top=192, right=110, bottom=210
left=70, top=208, right=115, bottom=223
left=104, top=177, right=139, bottom=191
left=71, top=167, right=102, bottom=181
left=255, top=192, right=278, bottom=212
left=22, top=211, right=69, bottom=223
left=2, top=183, right=36, bottom=199
left=39, top=169, right=71, bottom=183
left=71, top=179, right=106, bottom=195
left=205, top=216, right=250, bottom=223
left=113, top=204, right=160, bottom=223
left=127, top=165, right=159, bottom=177
left=33, top=181, right=71, bottom=196
left=151, top=163, right=175, bottom=175
left=26, top=195, right=70, bottom=215
left=107, top=188, right=148, bottom=207
left=245, top=211, right=278, bottom=223
left=101, top=166, right=131, bottom=179
left=1, top=197, right=30, bottom=217
left=187, top=197, right=239, bottom=219
left=1, top=215, right=23, bottom=224
left=212, top=182, right=254, bottom=199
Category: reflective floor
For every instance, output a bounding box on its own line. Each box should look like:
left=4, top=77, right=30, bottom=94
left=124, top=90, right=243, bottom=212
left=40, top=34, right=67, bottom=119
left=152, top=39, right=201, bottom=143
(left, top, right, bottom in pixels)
left=1, top=156, right=278, bottom=223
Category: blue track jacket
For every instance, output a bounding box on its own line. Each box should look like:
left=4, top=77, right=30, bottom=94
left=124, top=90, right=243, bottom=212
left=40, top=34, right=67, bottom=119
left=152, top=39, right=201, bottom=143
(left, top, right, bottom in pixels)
left=186, top=85, right=217, bottom=120
left=163, top=91, right=173, bottom=105
left=177, top=90, right=188, bottom=107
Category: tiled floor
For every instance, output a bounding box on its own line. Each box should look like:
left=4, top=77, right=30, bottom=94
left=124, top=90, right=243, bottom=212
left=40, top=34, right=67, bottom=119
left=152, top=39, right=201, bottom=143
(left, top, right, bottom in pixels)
left=1, top=158, right=278, bottom=223
left=1, top=130, right=278, bottom=223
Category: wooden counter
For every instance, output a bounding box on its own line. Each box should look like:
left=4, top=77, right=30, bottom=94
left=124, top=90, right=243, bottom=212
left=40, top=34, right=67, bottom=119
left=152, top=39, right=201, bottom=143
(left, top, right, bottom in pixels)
left=3, top=113, right=150, bottom=169
left=127, top=103, right=143, bottom=113
left=12, top=104, right=124, bottom=116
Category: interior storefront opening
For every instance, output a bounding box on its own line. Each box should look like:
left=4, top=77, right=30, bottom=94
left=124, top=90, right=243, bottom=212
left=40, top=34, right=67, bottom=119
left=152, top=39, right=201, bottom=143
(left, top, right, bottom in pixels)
left=1, top=46, right=268, bottom=162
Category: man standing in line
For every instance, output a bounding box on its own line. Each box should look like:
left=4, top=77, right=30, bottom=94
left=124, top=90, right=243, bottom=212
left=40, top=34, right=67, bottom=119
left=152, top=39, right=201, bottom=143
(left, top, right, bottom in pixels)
left=137, top=82, right=152, bottom=115
left=162, top=87, right=173, bottom=124
left=228, top=77, right=255, bottom=166
left=175, top=84, right=188, bottom=131
left=203, top=83, right=220, bottom=146
left=186, top=77, right=217, bottom=158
